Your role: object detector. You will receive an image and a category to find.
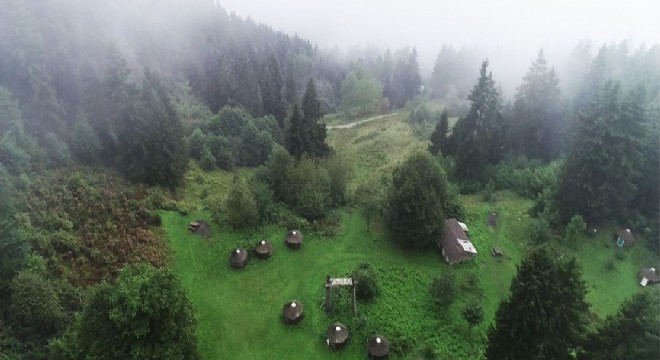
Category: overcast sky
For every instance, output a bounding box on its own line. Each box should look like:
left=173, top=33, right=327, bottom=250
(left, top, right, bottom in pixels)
left=218, top=0, right=659, bottom=62
left=217, top=0, right=659, bottom=96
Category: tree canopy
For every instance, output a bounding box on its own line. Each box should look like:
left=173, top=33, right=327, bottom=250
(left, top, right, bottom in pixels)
left=553, top=82, right=646, bottom=224
left=75, top=264, right=200, bottom=360
left=509, top=50, right=564, bottom=160
left=385, top=152, right=453, bottom=248
left=580, top=291, right=660, bottom=360
left=485, top=249, right=589, bottom=360
left=447, top=60, right=506, bottom=184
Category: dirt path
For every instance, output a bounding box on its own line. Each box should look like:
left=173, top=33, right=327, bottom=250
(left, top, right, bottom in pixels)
left=326, top=113, right=397, bottom=129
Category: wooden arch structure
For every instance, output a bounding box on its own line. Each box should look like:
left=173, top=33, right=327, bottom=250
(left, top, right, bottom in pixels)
left=325, top=275, right=357, bottom=315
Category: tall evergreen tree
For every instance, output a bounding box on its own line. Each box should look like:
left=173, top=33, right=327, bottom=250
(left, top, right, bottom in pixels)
left=509, top=50, right=564, bottom=160
left=260, top=54, right=287, bottom=127
left=428, top=109, right=449, bottom=155
left=554, top=82, right=644, bottom=224
left=299, top=78, right=330, bottom=157
left=285, top=104, right=305, bottom=158
left=449, top=60, right=505, bottom=183
left=485, top=249, right=589, bottom=360
left=85, top=49, right=132, bottom=164
left=0, top=165, right=27, bottom=307
left=301, top=77, right=321, bottom=122
left=117, top=70, right=188, bottom=188
left=390, top=48, right=422, bottom=107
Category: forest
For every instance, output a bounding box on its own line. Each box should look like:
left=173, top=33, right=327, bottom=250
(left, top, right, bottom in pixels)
left=0, top=0, right=658, bottom=359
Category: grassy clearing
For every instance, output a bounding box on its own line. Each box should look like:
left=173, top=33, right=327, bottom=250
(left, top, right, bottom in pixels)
left=162, top=113, right=655, bottom=359
left=326, top=112, right=427, bottom=188
left=163, top=189, right=650, bottom=359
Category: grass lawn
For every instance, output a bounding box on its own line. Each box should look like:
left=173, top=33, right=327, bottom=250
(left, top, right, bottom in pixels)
left=161, top=113, right=655, bottom=359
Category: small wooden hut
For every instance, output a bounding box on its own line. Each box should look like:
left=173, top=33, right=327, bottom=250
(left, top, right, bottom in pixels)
left=254, top=240, right=273, bottom=259
left=326, top=322, right=349, bottom=349
left=282, top=301, right=304, bottom=324
left=229, top=248, right=248, bottom=269
left=367, top=335, right=390, bottom=359
left=285, top=230, right=303, bottom=250
left=439, top=218, right=477, bottom=265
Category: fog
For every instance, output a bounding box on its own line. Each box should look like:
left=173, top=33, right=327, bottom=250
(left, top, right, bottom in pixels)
left=219, top=0, right=660, bottom=97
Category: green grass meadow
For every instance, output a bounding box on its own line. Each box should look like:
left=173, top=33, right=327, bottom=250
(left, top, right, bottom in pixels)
left=161, top=113, right=654, bottom=359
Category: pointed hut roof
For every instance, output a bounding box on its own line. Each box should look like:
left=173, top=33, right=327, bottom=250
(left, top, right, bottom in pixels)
left=229, top=248, right=248, bottom=269
left=282, top=300, right=304, bottom=324
left=326, top=322, right=349, bottom=349
left=254, top=239, right=273, bottom=259
left=285, top=230, right=303, bottom=249
left=367, top=335, right=390, bottom=359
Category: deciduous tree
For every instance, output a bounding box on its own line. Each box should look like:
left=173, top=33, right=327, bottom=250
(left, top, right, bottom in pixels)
left=386, top=152, right=451, bottom=248
left=76, top=264, right=200, bottom=360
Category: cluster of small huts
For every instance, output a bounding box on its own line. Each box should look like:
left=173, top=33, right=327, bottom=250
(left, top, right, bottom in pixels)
left=225, top=230, right=301, bottom=269
left=224, top=227, right=391, bottom=357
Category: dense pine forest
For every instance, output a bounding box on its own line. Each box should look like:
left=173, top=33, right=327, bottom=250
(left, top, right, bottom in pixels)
left=0, top=0, right=658, bottom=359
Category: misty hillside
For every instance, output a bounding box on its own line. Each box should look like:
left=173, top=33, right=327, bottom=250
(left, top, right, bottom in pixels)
left=0, top=0, right=659, bottom=359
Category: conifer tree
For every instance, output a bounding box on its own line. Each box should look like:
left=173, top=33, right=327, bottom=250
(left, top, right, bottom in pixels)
left=117, top=70, right=187, bottom=188
left=298, top=78, right=330, bottom=158
left=428, top=109, right=449, bottom=155
left=509, top=50, right=564, bottom=160
left=580, top=291, right=659, bottom=360
left=554, top=82, right=644, bottom=224
left=285, top=104, right=305, bottom=158
left=485, top=249, right=589, bottom=360
left=260, top=54, right=287, bottom=127
left=449, top=60, right=505, bottom=183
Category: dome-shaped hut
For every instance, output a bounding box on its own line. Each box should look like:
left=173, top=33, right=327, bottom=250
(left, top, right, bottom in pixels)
left=285, top=230, right=303, bottom=250
left=617, top=228, right=635, bottom=247
left=229, top=248, right=248, bottom=269
left=367, top=335, right=390, bottom=359
left=326, top=322, right=349, bottom=349
left=639, top=267, right=659, bottom=286
left=254, top=240, right=273, bottom=259
left=282, top=301, right=304, bottom=324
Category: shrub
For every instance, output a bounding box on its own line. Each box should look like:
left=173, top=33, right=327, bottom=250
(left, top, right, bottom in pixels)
left=429, top=272, right=457, bottom=309
left=565, top=214, right=586, bottom=244
left=481, top=181, right=497, bottom=203
left=615, top=250, right=625, bottom=261
left=530, top=218, right=551, bottom=245
left=352, top=262, right=379, bottom=303
left=604, top=258, right=615, bottom=271
left=462, top=303, right=484, bottom=331
left=311, top=211, right=341, bottom=237
left=222, top=176, right=259, bottom=230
